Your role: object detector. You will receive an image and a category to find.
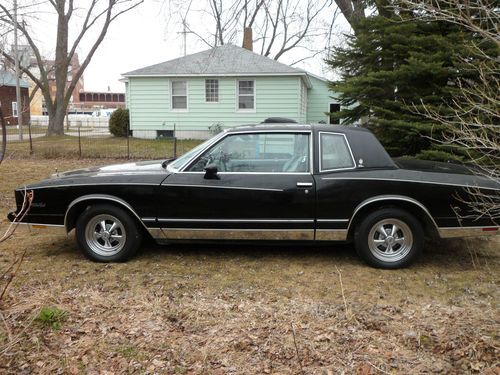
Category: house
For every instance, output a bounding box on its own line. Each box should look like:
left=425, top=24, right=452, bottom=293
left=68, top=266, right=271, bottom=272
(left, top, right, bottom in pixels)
left=5, top=46, right=84, bottom=116
left=122, top=44, right=339, bottom=139
left=0, top=70, right=31, bottom=126
left=74, top=90, right=126, bottom=114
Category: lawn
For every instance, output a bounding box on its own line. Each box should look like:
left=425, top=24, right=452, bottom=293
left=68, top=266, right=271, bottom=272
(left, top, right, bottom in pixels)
left=0, top=158, right=498, bottom=374
left=5, top=133, right=202, bottom=159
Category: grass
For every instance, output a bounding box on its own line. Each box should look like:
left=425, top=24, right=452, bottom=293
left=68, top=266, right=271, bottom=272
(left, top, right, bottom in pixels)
left=0, top=157, right=498, bottom=374
left=35, top=306, right=67, bottom=330
left=5, top=133, right=202, bottom=159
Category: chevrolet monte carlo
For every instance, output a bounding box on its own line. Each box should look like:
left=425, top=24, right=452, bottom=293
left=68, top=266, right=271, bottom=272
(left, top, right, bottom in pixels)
left=7, top=123, right=499, bottom=268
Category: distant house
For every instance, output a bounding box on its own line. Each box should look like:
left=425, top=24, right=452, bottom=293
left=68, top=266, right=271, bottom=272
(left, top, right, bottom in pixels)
left=0, top=70, right=31, bottom=126
left=73, top=90, right=126, bottom=114
left=122, top=44, right=340, bottom=139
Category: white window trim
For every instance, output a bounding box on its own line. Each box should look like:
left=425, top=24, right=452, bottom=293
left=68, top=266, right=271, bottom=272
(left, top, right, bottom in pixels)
left=205, top=79, right=219, bottom=103
left=318, top=131, right=356, bottom=173
left=235, top=79, right=256, bottom=113
left=12, top=101, right=18, bottom=117
left=328, top=101, right=341, bottom=124
left=180, top=130, right=313, bottom=174
left=296, top=78, right=307, bottom=118
left=170, top=79, right=189, bottom=112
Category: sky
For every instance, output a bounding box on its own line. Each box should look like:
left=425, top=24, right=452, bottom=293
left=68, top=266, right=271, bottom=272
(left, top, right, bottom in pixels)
left=8, top=1, right=350, bottom=93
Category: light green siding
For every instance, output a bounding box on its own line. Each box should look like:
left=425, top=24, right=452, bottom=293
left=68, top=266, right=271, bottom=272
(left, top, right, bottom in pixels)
left=125, top=81, right=130, bottom=108
left=127, top=74, right=335, bottom=138
left=306, top=76, right=337, bottom=124
left=128, top=76, right=302, bottom=133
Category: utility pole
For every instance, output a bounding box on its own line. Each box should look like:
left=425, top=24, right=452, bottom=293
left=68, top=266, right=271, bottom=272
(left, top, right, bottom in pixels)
left=13, top=0, right=23, bottom=140
left=178, top=19, right=192, bottom=57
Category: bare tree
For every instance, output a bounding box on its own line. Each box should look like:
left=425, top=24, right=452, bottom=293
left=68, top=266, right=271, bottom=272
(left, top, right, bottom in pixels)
left=0, top=105, right=6, bottom=165
left=167, top=0, right=335, bottom=64
left=401, top=0, right=499, bottom=221
left=333, top=0, right=366, bottom=31
left=0, top=0, right=143, bottom=136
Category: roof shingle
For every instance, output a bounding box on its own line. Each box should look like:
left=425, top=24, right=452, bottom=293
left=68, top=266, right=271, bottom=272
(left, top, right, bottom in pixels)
left=123, top=44, right=305, bottom=76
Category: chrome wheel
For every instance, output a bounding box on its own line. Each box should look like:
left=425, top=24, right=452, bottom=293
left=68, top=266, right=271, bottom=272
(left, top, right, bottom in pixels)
left=84, top=214, right=126, bottom=257
left=368, top=218, right=413, bottom=263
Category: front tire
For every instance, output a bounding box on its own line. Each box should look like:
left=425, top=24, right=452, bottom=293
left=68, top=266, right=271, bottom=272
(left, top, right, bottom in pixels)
left=75, top=204, right=143, bottom=262
left=354, top=208, right=423, bottom=269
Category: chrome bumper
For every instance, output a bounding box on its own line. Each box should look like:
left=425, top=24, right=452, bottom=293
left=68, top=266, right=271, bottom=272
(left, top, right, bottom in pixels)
left=15, top=223, right=67, bottom=236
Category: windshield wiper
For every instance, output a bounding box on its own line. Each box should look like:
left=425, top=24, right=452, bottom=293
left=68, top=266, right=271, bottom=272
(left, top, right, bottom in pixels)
left=161, top=157, right=176, bottom=169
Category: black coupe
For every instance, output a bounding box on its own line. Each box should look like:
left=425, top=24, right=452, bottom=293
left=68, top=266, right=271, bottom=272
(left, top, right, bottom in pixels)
left=7, top=123, right=499, bottom=268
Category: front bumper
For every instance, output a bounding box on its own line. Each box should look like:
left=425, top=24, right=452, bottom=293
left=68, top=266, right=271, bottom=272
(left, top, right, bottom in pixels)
left=7, top=211, right=67, bottom=236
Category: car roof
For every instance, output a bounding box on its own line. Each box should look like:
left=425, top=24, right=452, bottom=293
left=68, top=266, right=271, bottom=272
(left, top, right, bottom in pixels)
left=225, top=123, right=372, bottom=135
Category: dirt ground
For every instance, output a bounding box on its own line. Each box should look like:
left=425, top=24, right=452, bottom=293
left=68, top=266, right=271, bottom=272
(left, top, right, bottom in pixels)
left=0, top=158, right=498, bottom=374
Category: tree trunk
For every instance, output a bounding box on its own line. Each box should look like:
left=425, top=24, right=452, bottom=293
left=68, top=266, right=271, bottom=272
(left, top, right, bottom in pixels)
left=47, top=106, right=66, bottom=136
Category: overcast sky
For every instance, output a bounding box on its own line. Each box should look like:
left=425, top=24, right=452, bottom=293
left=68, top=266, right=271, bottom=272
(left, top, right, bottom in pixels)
left=8, top=1, right=349, bottom=93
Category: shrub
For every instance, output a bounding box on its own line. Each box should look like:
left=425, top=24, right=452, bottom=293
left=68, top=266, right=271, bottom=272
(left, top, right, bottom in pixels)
left=109, top=108, right=129, bottom=137
left=36, top=306, right=67, bottom=330
left=208, top=122, right=223, bottom=135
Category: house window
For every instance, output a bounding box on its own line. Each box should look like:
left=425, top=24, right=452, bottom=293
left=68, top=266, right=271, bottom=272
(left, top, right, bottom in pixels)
left=171, top=80, right=187, bottom=110
left=329, top=102, right=341, bottom=124
left=205, top=79, right=219, bottom=102
left=237, top=80, right=255, bottom=110
left=12, top=101, right=18, bottom=117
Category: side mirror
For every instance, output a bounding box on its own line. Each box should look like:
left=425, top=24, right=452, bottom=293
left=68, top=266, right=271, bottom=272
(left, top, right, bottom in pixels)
left=204, top=163, right=219, bottom=179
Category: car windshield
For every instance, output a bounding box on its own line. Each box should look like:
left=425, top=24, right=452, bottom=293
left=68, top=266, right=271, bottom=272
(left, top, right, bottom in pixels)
left=166, top=133, right=225, bottom=172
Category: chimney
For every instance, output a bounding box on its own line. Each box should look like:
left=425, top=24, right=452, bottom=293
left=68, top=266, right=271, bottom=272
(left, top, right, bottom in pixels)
left=242, top=27, right=253, bottom=51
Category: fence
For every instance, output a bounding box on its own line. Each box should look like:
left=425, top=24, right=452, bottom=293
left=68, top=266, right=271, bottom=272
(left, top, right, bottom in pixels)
left=3, top=122, right=204, bottom=160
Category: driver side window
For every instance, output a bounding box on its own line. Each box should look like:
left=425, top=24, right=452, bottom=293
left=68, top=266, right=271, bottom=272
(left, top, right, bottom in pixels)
left=186, top=133, right=310, bottom=173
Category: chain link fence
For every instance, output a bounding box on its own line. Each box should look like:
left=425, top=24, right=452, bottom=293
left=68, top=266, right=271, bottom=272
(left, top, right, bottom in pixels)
left=4, top=117, right=204, bottom=159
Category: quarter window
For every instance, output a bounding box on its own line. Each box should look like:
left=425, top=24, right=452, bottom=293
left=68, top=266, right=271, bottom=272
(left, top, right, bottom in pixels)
left=171, top=81, right=187, bottom=109
left=320, top=133, right=355, bottom=171
left=205, top=79, right=219, bottom=102
left=187, top=133, right=309, bottom=173
left=237, top=80, right=255, bottom=110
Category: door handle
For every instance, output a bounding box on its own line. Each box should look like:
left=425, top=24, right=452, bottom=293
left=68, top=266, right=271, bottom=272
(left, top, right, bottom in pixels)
left=296, top=182, right=313, bottom=188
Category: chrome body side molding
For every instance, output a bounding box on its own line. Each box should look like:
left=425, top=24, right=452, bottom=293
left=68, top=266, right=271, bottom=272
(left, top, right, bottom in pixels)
left=147, top=228, right=166, bottom=239
left=438, top=226, right=499, bottom=238
left=157, top=218, right=314, bottom=223
left=162, top=228, right=314, bottom=241
left=161, top=184, right=284, bottom=192
left=347, top=195, right=439, bottom=233
left=315, top=229, right=348, bottom=241
left=64, top=194, right=166, bottom=238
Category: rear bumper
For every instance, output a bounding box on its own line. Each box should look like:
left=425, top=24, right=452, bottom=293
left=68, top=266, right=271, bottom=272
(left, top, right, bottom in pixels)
left=438, top=226, right=499, bottom=238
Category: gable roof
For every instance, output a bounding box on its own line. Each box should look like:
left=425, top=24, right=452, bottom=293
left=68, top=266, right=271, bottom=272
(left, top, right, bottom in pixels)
left=0, top=70, right=30, bottom=88
left=123, top=44, right=310, bottom=78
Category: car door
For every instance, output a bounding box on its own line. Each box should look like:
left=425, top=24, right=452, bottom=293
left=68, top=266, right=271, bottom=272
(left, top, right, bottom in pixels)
left=157, top=130, right=315, bottom=240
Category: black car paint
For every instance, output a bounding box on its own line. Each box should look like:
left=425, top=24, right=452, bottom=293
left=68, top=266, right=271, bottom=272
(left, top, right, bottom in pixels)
left=9, top=125, right=499, bottom=242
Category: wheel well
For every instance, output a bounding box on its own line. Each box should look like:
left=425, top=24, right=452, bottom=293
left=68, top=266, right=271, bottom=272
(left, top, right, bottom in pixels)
left=347, top=200, right=439, bottom=241
left=65, top=199, right=151, bottom=238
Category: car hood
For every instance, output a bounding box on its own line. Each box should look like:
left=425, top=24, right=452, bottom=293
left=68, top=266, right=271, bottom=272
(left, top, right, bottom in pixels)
left=53, top=160, right=167, bottom=179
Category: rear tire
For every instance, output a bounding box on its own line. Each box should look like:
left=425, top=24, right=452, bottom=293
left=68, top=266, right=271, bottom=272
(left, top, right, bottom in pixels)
left=354, top=208, right=423, bottom=269
left=75, top=204, right=142, bottom=262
